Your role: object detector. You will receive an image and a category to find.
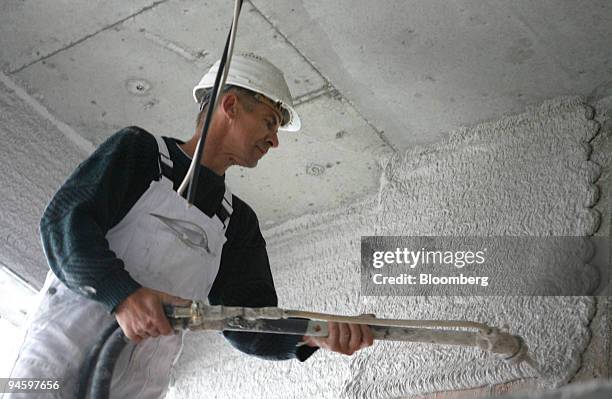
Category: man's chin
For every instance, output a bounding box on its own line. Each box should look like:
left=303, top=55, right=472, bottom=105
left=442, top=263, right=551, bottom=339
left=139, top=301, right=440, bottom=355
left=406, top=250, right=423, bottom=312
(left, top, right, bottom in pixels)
left=240, top=159, right=258, bottom=168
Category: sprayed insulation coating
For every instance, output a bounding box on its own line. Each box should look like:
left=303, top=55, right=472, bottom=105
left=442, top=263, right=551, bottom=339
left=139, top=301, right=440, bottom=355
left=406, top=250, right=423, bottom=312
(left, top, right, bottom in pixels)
left=1, top=68, right=607, bottom=399
left=165, top=96, right=604, bottom=398
left=0, top=74, right=86, bottom=287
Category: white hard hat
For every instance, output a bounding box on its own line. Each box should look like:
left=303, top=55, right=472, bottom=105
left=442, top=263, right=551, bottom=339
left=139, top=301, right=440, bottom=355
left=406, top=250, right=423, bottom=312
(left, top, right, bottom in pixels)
left=193, top=53, right=301, bottom=132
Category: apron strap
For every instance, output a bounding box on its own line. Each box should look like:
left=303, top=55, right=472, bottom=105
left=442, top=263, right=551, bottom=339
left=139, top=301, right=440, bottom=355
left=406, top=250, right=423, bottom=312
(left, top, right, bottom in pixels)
left=153, top=135, right=173, bottom=181
left=153, top=134, right=234, bottom=229
left=222, top=186, right=233, bottom=215
left=215, top=185, right=234, bottom=229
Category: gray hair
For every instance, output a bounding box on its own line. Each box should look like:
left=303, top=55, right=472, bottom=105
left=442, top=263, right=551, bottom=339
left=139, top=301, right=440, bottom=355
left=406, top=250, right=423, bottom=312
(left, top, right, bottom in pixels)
left=195, top=85, right=258, bottom=128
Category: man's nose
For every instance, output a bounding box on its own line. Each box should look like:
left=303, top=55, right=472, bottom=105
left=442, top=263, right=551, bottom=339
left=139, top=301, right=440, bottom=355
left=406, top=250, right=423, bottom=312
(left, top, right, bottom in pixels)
left=268, top=131, right=279, bottom=148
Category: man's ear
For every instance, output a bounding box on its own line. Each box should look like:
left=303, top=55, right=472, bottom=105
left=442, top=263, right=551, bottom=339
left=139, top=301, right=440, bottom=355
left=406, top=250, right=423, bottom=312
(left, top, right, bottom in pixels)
left=220, top=93, right=238, bottom=121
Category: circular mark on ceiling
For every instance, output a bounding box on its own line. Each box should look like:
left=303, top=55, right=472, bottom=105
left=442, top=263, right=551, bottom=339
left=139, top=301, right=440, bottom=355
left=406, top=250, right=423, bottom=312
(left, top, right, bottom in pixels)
left=144, top=98, right=159, bottom=110
left=126, top=78, right=152, bottom=96
left=305, top=163, right=325, bottom=176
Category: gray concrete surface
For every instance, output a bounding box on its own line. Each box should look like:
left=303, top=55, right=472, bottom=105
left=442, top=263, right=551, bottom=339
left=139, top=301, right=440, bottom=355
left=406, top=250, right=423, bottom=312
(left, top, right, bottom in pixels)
left=250, top=0, right=612, bottom=147
left=2, top=0, right=611, bottom=227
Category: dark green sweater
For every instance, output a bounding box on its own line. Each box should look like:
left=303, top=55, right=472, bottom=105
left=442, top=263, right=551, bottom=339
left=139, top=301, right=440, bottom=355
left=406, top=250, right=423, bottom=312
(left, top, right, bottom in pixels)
left=40, top=126, right=317, bottom=361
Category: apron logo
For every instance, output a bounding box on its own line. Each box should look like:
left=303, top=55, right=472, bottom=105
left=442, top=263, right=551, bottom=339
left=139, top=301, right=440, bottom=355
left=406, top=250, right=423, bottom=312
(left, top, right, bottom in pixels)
left=149, top=213, right=212, bottom=254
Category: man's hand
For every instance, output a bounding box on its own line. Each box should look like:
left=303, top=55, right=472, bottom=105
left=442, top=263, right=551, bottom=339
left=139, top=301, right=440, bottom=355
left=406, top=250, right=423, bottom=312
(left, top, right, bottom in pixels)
left=115, top=287, right=191, bottom=343
left=302, top=322, right=374, bottom=355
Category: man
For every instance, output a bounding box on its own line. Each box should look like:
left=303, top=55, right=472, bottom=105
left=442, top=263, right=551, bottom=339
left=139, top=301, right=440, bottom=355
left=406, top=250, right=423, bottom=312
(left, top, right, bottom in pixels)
left=7, top=54, right=372, bottom=398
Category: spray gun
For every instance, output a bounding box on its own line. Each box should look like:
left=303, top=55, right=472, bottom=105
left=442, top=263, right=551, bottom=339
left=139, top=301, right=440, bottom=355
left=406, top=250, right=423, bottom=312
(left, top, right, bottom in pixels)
left=79, top=301, right=539, bottom=399
left=164, top=301, right=539, bottom=370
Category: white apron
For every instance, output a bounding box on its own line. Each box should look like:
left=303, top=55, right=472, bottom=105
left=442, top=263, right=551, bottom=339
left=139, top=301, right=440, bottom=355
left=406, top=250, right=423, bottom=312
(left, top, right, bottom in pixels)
left=6, top=135, right=233, bottom=398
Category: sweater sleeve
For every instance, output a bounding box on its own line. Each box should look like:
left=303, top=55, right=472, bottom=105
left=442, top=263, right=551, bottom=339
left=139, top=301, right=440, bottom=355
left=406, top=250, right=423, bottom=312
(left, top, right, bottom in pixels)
left=39, top=127, right=159, bottom=312
left=208, top=198, right=319, bottom=362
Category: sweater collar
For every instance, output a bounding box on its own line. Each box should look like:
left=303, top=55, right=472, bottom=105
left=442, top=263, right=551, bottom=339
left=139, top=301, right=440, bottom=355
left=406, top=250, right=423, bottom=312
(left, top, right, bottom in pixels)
left=167, top=137, right=225, bottom=184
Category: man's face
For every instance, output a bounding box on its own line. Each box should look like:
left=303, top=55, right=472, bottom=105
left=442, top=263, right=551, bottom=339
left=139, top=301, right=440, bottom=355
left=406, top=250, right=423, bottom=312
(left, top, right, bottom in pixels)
left=226, top=93, right=281, bottom=168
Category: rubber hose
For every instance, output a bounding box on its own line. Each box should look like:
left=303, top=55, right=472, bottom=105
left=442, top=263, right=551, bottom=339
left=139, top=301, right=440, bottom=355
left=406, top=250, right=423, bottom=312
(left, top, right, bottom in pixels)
left=88, top=326, right=129, bottom=399
left=187, top=0, right=243, bottom=204
left=76, top=321, right=121, bottom=399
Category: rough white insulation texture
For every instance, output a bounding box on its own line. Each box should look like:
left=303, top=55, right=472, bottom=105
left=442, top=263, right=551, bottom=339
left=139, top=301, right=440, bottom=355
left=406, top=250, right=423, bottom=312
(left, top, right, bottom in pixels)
left=0, top=73, right=605, bottom=397
left=0, top=74, right=85, bottom=287
left=168, top=96, right=603, bottom=399
left=487, top=379, right=612, bottom=399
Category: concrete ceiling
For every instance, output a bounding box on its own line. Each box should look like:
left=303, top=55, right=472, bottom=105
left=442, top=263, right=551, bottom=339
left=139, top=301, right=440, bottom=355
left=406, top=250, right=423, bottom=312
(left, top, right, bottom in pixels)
left=2, top=0, right=611, bottom=227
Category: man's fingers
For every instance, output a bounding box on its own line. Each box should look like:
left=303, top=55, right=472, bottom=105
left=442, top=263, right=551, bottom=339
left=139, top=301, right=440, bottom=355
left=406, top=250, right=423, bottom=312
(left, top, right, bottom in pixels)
left=153, top=303, right=174, bottom=335
left=125, top=328, right=144, bottom=343
left=158, top=319, right=174, bottom=335
left=114, top=287, right=185, bottom=342
left=327, top=321, right=339, bottom=341
left=359, top=324, right=374, bottom=348
left=348, top=323, right=362, bottom=353
left=325, top=322, right=339, bottom=350
left=337, top=323, right=351, bottom=353
left=125, top=332, right=140, bottom=342
left=117, top=320, right=140, bottom=342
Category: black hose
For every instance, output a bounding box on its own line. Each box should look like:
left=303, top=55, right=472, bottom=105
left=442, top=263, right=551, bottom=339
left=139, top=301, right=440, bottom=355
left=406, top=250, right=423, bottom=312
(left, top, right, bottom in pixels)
left=88, top=327, right=129, bottom=399
left=187, top=0, right=244, bottom=205
left=76, top=321, right=122, bottom=399
left=79, top=305, right=180, bottom=398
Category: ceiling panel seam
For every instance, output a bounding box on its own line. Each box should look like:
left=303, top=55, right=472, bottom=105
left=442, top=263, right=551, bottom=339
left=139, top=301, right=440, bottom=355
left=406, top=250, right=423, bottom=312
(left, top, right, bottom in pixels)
left=0, top=71, right=95, bottom=155
left=245, top=0, right=328, bottom=85
left=293, top=85, right=332, bottom=106
left=8, top=0, right=171, bottom=75
left=246, top=0, right=398, bottom=153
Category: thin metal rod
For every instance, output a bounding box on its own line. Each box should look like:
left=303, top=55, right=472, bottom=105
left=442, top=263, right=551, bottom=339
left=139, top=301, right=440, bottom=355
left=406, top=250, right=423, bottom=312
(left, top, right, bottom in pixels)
left=282, top=309, right=490, bottom=332
left=179, top=0, right=243, bottom=202
left=370, top=326, right=480, bottom=347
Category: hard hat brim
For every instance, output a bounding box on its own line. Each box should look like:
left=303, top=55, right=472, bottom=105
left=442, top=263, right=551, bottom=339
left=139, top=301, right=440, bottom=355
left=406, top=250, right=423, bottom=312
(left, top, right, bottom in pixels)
left=193, top=85, right=301, bottom=132
left=193, top=54, right=301, bottom=132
